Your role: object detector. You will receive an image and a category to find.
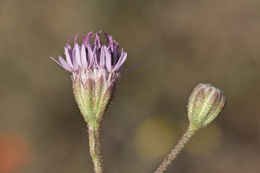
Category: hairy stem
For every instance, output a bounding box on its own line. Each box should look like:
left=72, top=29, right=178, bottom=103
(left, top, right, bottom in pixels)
left=154, top=124, right=198, bottom=173
left=88, top=123, right=103, bottom=173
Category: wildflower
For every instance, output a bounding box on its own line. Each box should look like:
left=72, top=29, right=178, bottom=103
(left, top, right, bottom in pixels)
left=51, top=32, right=127, bottom=125
left=51, top=31, right=127, bottom=173
left=187, top=83, right=226, bottom=129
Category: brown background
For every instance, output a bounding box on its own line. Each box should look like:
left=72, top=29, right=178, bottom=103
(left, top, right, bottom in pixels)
left=0, top=0, right=259, bottom=173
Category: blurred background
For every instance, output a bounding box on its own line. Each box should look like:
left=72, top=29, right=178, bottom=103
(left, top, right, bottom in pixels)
left=0, top=0, right=260, bottom=173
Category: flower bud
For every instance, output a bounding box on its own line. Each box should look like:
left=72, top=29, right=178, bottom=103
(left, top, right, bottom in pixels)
left=187, top=83, right=226, bottom=128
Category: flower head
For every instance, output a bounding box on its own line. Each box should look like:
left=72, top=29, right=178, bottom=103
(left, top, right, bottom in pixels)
left=51, top=32, right=127, bottom=80
left=51, top=32, right=127, bottom=125
left=187, top=83, right=226, bottom=129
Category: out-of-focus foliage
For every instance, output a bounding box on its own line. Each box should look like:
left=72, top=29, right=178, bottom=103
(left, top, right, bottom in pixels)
left=0, top=0, right=259, bottom=173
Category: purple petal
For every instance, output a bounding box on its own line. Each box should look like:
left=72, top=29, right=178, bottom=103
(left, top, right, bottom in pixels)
left=64, top=47, right=73, bottom=68
left=113, top=40, right=119, bottom=49
left=74, top=33, right=79, bottom=44
left=112, top=44, right=119, bottom=65
left=112, top=52, right=127, bottom=72
left=104, top=33, right=114, bottom=50
left=105, top=47, right=112, bottom=72
left=81, top=44, right=88, bottom=68
left=114, top=39, right=118, bottom=43
left=86, top=45, right=93, bottom=66
left=93, top=47, right=99, bottom=68
left=94, top=33, right=101, bottom=48
left=82, top=32, right=94, bottom=46
left=71, top=49, right=79, bottom=70
left=108, top=36, right=114, bottom=51
left=58, top=56, right=73, bottom=72
left=50, top=56, right=62, bottom=66
left=99, top=46, right=106, bottom=68
left=87, top=32, right=94, bottom=40
left=74, top=43, right=82, bottom=67
left=104, top=33, right=109, bottom=44
left=88, top=46, right=96, bottom=68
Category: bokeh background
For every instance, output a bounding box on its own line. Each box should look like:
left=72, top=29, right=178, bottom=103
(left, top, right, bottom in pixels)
left=0, top=0, right=260, bottom=173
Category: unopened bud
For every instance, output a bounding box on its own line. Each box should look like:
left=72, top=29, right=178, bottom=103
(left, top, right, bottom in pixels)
left=187, top=83, right=226, bottom=129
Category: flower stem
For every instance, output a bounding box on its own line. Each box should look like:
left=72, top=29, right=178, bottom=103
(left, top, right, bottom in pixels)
left=154, top=123, right=199, bottom=173
left=88, top=123, right=103, bottom=173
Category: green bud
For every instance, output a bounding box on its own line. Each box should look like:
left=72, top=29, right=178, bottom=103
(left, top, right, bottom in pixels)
left=72, top=69, right=117, bottom=126
left=187, top=83, right=226, bottom=128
